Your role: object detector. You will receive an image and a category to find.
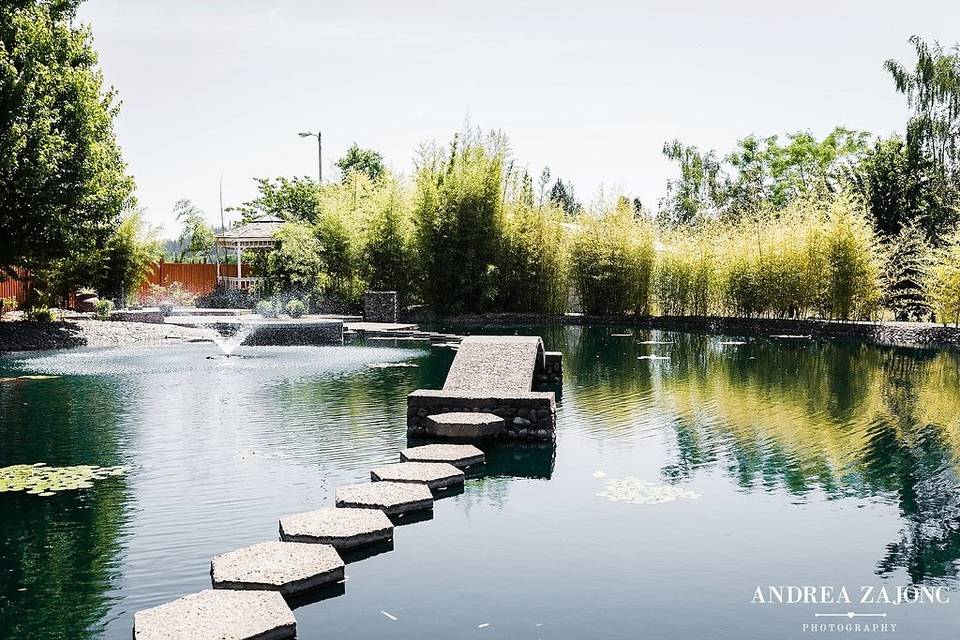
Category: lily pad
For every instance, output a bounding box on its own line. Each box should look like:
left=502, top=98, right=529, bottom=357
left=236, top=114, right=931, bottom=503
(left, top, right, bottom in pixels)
left=596, top=477, right=700, bottom=505
left=0, top=463, right=127, bottom=497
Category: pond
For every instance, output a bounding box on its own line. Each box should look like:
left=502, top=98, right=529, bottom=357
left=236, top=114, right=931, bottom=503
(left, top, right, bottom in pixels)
left=1, top=326, right=959, bottom=639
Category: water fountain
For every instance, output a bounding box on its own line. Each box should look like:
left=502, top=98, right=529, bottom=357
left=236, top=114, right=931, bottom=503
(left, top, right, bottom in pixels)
left=163, top=313, right=344, bottom=356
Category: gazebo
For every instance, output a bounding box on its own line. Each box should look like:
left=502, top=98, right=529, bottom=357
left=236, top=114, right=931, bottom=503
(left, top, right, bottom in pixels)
left=214, top=215, right=284, bottom=290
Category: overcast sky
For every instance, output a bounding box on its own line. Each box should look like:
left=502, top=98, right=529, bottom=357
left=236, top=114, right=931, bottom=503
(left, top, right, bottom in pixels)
left=77, top=0, right=960, bottom=237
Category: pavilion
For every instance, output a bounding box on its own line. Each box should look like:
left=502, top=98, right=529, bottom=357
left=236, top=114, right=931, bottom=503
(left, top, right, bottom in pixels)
left=214, top=215, right=284, bottom=290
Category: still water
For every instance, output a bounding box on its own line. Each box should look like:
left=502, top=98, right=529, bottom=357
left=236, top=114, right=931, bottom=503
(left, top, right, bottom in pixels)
left=1, top=326, right=959, bottom=639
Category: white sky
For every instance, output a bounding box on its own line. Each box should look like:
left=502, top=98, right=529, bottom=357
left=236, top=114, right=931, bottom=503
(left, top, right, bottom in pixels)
left=77, top=0, right=960, bottom=237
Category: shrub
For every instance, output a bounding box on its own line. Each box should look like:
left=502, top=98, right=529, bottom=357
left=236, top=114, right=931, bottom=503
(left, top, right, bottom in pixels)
left=286, top=299, right=306, bottom=318
left=93, top=299, right=114, bottom=320
left=139, top=282, right=196, bottom=308
left=495, top=199, right=568, bottom=313
left=261, top=221, right=324, bottom=302
left=256, top=300, right=278, bottom=318
left=362, top=180, right=415, bottom=306
left=654, top=231, right=721, bottom=316
left=100, top=209, right=163, bottom=304
left=25, top=306, right=54, bottom=322
left=0, top=296, right=15, bottom=318
left=413, top=129, right=506, bottom=313
left=927, top=227, right=960, bottom=326
left=570, top=201, right=655, bottom=315
left=820, top=195, right=883, bottom=320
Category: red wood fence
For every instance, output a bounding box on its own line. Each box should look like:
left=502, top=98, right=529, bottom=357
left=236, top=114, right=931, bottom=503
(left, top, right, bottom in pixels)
left=139, top=262, right=253, bottom=296
left=1, top=263, right=250, bottom=308
left=0, top=268, right=32, bottom=306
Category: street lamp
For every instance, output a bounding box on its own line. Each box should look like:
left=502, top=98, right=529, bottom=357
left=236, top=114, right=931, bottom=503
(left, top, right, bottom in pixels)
left=298, top=130, right=322, bottom=183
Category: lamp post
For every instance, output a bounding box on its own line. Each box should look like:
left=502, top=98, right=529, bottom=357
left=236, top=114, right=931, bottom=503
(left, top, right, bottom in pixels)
left=298, top=130, right=322, bottom=183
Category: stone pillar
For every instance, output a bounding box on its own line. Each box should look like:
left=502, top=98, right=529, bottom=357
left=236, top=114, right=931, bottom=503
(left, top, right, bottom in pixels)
left=363, top=291, right=397, bottom=323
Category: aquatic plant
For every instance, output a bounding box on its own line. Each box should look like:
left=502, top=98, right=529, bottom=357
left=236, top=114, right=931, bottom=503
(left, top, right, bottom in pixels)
left=0, top=464, right=126, bottom=496
left=596, top=476, right=701, bottom=504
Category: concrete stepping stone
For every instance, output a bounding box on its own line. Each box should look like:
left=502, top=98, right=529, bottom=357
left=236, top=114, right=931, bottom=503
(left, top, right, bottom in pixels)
left=279, top=507, right=393, bottom=549
left=211, top=541, right=344, bottom=596
left=335, top=481, right=433, bottom=515
left=400, top=443, right=485, bottom=468
left=371, top=462, right=464, bottom=489
left=425, top=411, right=505, bottom=438
left=133, top=589, right=295, bottom=640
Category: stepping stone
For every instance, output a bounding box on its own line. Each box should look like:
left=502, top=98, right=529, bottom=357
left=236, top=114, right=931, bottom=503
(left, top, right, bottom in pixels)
left=211, top=541, right=344, bottom=596
left=133, top=589, right=295, bottom=640
left=371, top=462, right=464, bottom=490
left=335, top=481, right=433, bottom=515
left=400, top=443, right=485, bottom=468
left=425, top=412, right=505, bottom=438
left=279, top=507, right=393, bottom=549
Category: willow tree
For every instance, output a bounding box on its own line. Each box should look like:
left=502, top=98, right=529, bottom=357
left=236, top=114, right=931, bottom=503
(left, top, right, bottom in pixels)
left=885, top=36, right=960, bottom=173
left=0, top=0, right=134, bottom=277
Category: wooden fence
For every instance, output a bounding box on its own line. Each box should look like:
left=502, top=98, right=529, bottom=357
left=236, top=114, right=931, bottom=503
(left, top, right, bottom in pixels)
left=138, top=262, right=253, bottom=297
left=1, top=263, right=251, bottom=309
left=0, top=268, right=33, bottom=305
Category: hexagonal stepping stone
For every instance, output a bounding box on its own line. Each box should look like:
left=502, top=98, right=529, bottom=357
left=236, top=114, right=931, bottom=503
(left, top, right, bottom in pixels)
left=425, top=411, right=505, bottom=438
left=371, top=461, right=464, bottom=489
left=335, top=481, right=433, bottom=515
left=279, top=507, right=393, bottom=549
left=400, top=443, right=485, bottom=468
left=133, top=589, right=295, bottom=640
left=211, top=541, right=344, bottom=596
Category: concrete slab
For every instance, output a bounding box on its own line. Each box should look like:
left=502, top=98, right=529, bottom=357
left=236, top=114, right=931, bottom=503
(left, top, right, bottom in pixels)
left=370, top=462, right=464, bottom=489
left=400, top=443, right=485, bottom=468
left=423, top=411, right=505, bottom=438
left=443, top=335, right=544, bottom=393
left=133, top=589, right=295, bottom=640
left=211, top=541, right=344, bottom=596
left=335, top=481, right=433, bottom=515
left=279, top=507, right=393, bottom=549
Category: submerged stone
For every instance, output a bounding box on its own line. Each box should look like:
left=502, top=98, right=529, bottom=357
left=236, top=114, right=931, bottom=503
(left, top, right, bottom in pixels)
left=335, top=481, right=433, bottom=515
left=424, top=412, right=505, bottom=438
left=370, top=462, right=464, bottom=489
left=400, top=443, right=485, bottom=468
left=211, top=541, right=344, bottom=595
left=279, top=507, right=393, bottom=549
left=133, top=589, right=295, bottom=640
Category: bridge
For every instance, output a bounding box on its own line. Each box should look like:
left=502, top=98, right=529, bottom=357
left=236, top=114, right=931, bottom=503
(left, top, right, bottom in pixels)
left=407, top=335, right=562, bottom=441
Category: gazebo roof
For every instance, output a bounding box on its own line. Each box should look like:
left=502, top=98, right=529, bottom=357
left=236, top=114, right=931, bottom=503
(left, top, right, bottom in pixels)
left=215, top=215, right=285, bottom=248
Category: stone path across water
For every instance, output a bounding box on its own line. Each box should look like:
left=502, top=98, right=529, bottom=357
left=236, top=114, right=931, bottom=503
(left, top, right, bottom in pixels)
left=134, top=433, right=501, bottom=638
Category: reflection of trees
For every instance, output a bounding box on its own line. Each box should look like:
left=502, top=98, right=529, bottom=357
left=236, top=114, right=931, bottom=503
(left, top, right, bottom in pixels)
left=0, top=376, right=130, bottom=640
left=554, top=324, right=960, bottom=584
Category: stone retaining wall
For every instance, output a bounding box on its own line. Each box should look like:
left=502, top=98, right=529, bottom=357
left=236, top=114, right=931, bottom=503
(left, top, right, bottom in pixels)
left=402, top=311, right=960, bottom=351
left=407, top=390, right=556, bottom=441
left=363, top=291, right=397, bottom=323
left=0, top=320, right=210, bottom=353
left=537, top=351, right=563, bottom=386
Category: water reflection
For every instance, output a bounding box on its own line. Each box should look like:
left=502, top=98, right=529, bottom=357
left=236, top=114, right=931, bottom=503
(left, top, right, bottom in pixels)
left=0, top=376, right=130, bottom=640
left=561, top=327, right=960, bottom=585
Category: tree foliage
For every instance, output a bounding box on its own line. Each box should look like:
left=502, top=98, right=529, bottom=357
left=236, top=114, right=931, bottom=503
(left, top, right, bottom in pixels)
left=173, top=199, right=214, bottom=261
left=336, top=143, right=385, bottom=182
left=0, top=0, right=134, bottom=276
left=413, top=129, right=505, bottom=314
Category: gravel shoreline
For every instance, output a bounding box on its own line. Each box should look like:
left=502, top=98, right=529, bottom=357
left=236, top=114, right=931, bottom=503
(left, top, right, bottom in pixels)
left=0, top=319, right=214, bottom=354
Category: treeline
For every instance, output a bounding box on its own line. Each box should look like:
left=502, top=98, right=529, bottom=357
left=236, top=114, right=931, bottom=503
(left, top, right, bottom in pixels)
left=233, top=36, right=960, bottom=325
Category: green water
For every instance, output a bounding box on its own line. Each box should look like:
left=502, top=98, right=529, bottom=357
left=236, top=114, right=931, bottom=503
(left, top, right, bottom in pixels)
left=1, top=327, right=959, bottom=639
